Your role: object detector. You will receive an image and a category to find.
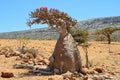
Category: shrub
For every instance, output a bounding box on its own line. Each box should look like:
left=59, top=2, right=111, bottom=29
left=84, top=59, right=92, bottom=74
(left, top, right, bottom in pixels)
left=26, top=47, right=39, bottom=58
left=69, top=29, right=89, bottom=45
left=95, top=35, right=107, bottom=41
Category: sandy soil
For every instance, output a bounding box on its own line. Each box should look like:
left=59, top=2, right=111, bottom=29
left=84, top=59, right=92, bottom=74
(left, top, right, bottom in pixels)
left=0, top=39, right=120, bottom=80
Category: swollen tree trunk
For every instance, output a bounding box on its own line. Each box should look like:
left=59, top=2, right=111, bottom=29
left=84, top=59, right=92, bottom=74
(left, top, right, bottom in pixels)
left=49, top=32, right=82, bottom=74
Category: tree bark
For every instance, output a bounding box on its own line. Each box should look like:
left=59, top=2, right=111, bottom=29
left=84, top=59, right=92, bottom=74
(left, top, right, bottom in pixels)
left=49, top=33, right=82, bottom=74
left=83, top=47, right=89, bottom=68
left=107, top=35, right=111, bottom=44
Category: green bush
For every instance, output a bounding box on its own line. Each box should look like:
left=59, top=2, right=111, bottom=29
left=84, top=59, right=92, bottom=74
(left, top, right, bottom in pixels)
left=69, top=29, right=89, bottom=45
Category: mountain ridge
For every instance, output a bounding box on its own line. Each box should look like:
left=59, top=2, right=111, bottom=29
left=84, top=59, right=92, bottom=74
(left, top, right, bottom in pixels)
left=75, top=16, right=120, bottom=30
left=0, top=16, right=120, bottom=40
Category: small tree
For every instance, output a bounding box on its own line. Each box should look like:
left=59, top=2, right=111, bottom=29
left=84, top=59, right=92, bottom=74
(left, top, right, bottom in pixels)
left=69, top=29, right=90, bottom=68
left=94, top=27, right=120, bottom=44
left=69, top=29, right=89, bottom=45
left=17, top=36, right=29, bottom=53
left=95, top=35, right=107, bottom=42
left=27, top=7, right=82, bottom=73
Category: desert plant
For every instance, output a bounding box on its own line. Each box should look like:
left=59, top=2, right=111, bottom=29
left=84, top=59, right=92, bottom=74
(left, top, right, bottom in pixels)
left=95, top=35, right=107, bottom=41
left=27, top=6, right=82, bottom=73
left=69, top=29, right=89, bottom=45
left=27, top=7, right=77, bottom=30
left=17, top=36, right=29, bottom=53
left=69, top=29, right=90, bottom=68
left=94, top=27, right=120, bottom=44
left=26, top=47, right=39, bottom=58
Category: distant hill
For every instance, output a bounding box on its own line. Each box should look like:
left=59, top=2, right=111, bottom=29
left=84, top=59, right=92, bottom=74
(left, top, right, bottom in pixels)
left=0, top=28, right=59, bottom=40
left=0, top=16, right=120, bottom=41
left=74, top=16, right=120, bottom=31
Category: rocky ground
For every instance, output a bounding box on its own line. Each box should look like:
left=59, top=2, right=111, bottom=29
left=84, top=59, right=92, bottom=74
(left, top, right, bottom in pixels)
left=0, top=39, right=120, bottom=80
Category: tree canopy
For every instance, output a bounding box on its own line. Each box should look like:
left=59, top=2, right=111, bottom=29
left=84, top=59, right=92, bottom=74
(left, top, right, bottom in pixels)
left=27, top=6, right=77, bottom=31
left=69, top=29, right=89, bottom=45
left=94, top=27, right=120, bottom=44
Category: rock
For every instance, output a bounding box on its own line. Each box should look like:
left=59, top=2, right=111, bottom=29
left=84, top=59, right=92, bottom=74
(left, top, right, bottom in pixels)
left=81, top=68, right=94, bottom=74
left=92, top=74, right=103, bottom=80
left=117, top=53, right=120, bottom=55
left=80, top=68, right=87, bottom=75
left=5, top=53, right=11, bottom=58
left=77, top=73, right=84, bottom=77
left=13, top=51, right=21, bottom=56
left=0, top=49, right=6, bottom=54
left=94, top=67, right=104, bottom=73
left=48, top=77, right=54, bottom=80
left=73, top=71, right=79, bottom=77
left=21, top=61, right=26, bottom=64
left=54, top=68, right=60, bottom=74
left=36, top=55, right=43, bottom=60
left=18, top=54, right=24, bottom=58
left=100, top=75, right=115, bottom=79
left=62, top=71, right=73, bottom=79
left=26, top=53, right=34, bottom=59
left=38, top=62, right=43, bottom=65
left=70, top=77, right=77, bottom=80
left=1, top=72, right=14, bottom=78
left=49, top=56, right=54, bottom=62
left=82, top=76, right=88, bottom=80
left=28, top=61, right=34, bottom=64
left=0, top=52, right=3, bottom=55
left=43, top=58, right=49, bottom=65
left=23, top=58, right=29, bottom=62
left=33, top=59, right=38, bottom=65
left=16, top=56, right=21, bottom=60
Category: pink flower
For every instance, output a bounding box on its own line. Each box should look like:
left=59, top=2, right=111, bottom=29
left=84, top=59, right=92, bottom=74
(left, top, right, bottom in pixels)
left=44, top=6, right=48, bottom=9
left=36, top=6, right=48, bottom=11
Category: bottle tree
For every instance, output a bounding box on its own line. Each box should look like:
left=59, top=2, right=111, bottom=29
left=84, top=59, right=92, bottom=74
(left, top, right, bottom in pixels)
left=27, top=7, right=82, bottom=74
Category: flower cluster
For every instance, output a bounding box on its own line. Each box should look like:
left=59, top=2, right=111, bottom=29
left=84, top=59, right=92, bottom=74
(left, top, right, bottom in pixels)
left=36, top=6, right=48, bottom=11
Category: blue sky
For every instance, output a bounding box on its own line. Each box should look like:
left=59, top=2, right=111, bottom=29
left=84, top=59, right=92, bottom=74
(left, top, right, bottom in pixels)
left=0, top=0, right=120, bottom=32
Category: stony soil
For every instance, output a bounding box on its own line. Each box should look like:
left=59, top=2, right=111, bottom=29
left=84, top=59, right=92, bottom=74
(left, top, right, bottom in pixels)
left=0, top=39, right=120, bottom=80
